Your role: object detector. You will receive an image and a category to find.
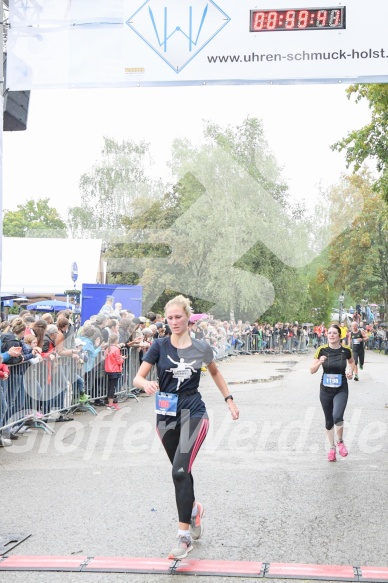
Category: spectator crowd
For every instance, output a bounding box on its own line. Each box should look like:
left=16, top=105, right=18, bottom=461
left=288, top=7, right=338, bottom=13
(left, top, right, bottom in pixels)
left=1, top=295, right=387, bottom=448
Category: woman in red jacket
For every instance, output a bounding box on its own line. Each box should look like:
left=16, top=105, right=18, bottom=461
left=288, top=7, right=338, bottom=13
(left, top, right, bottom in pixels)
left=104, top=333, right=125, bottom=411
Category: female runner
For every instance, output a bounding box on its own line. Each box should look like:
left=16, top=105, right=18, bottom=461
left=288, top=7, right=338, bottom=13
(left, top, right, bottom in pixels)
left=133, top=295, right=239, bottom=559
left=310, top=324, right=355, bottom=462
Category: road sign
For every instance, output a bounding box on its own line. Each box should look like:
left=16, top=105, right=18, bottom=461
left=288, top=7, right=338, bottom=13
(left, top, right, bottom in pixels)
left=71, top=262, right=78, bottom=283
left=6, top=0, right=388, bottom=88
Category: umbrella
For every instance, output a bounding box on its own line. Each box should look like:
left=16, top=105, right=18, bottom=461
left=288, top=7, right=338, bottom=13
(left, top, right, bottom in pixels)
left=190, top=313, right=209, bottom=321
left=27, top=300, right=74, bottom=312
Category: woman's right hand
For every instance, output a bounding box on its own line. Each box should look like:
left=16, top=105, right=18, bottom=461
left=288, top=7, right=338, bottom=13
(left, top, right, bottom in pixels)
left=319, top=356, right=327, bottom=364
left=143, top=380, right=159, bottom=395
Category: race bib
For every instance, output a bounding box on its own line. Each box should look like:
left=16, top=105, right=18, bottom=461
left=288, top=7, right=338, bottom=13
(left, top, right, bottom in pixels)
left=323, top=373, right=342, bottom=388
left=353, top=339, right=361, bottom=345
left=155, top=392, right=178, bottom=416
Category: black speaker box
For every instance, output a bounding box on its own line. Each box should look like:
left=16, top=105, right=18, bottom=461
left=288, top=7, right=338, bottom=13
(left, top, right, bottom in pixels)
left=3, top=54, right=30, bottom=131
left=3, top=90, right=30, bottom=131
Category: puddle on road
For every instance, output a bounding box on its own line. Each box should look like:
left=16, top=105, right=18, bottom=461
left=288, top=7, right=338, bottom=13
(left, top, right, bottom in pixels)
left=227, top=361, right=299, bottom=384
left=228, top=375, right=284, bottom=385
left=264, top=361, right=298, bottom=366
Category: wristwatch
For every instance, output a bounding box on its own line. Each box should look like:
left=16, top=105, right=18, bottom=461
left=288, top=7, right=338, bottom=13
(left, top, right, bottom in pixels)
left=225, top=395, right=233, bottom=402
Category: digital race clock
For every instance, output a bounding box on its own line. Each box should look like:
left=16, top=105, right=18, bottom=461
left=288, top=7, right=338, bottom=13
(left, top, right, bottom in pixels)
left=250, top=7, right=346, bottom=32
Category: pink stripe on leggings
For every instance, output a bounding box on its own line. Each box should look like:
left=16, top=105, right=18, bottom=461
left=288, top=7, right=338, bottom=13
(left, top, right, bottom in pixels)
left=188, top=418, right=209, bottom=473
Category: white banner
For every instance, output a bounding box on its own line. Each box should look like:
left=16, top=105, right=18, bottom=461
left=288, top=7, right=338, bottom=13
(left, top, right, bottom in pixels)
left=6, top=0, right=388, bottom=89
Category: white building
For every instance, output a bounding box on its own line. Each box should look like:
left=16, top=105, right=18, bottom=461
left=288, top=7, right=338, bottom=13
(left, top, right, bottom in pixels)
left=1, top=237, right=103, bottom=297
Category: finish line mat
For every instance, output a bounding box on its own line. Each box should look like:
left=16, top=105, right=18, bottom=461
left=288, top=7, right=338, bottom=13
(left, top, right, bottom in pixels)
left=0, top=556, right=387, bottom=581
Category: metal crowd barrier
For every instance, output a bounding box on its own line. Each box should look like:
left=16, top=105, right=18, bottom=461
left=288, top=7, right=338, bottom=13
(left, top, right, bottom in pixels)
left=0, top=347, right=148, bottom=437
left=1, top=331, right=316, bottom=437
left=211, top=333, right=311, bottom=359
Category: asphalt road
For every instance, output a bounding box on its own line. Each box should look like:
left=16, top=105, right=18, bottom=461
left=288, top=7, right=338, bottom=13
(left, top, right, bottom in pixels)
left=1, top=348, right=387, bottom=583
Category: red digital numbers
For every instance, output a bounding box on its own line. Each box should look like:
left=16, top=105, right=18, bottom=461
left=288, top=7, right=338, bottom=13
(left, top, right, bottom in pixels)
left=316, top=9, right=328, bottom=27
left=250, top=7, right=345, bottom=32
left=267, top=11, right=278, bottom=29
left=298, top=10, right=309, bottom=28
left=252, top=11, right=265, bottom=30
left=329, top=9, right=341, bottom=27
left=285, top=10, right=296, bottom=29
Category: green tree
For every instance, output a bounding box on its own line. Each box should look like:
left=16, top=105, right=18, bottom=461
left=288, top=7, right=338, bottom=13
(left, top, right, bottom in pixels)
left=3, top=198, right=67, bottom=237
left=332, top=84, right=388, bottom=204
left=67, top=136, right=163, bottom=240
left=108, top=118, right=316, bottom=320
left=105, top=173, right=205, bottom=285
left=86, top=120, right=338, bottom=321
left=327, top=173, right=388, bottom=308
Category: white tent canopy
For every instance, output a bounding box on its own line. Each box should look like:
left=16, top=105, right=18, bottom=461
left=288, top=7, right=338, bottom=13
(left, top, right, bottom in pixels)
left=1, top=237, right=103, bottom=295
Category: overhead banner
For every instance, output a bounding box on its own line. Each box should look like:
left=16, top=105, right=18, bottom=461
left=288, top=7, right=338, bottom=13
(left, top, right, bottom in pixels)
left=6, top=0, right=388, bottom=89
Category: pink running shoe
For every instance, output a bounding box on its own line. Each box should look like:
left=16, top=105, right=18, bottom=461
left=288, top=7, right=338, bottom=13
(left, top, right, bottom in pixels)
left=327, top=448, right=336, bottom=462
left=337, top=441, right=348, bottom=457
left=190, top=502, right=204, bottom=540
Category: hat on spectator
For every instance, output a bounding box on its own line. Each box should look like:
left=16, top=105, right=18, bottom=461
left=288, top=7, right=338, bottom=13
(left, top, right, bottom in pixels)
left=75, top=338, right=86, bottom=347
left=95, top=314, right=107, bottom=325
left=156, top=322, right=164, bottom=329
left=132, top=317, right=141, bottom=325
left=142, top=328, right=153, bottom=335
left=139, top=316, right=147, bottom=323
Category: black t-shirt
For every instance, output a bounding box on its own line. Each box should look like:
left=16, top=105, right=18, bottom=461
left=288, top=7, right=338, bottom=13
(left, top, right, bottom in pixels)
left=143, top=336, right=214, bottom=394
left=314, top=344, right=352, bottom=378
left=143, top=337, right=214, bottom=424
left=351, top=330, right=365, bottom=350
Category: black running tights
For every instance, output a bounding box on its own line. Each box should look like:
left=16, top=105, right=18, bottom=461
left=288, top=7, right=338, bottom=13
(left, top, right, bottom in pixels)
left=320, top=386, right=348, bottom=430
left=353, top=349, right=364, bottom=367
left=157, top=414, right=209, bottom=524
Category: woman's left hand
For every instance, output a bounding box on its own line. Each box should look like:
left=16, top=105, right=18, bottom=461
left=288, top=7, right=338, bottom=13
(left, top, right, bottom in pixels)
left=228, top=399, right=239, bottom=420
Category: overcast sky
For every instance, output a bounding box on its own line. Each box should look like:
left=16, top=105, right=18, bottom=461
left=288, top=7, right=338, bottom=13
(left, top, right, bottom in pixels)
left=3, top=83, right=372, bottom=220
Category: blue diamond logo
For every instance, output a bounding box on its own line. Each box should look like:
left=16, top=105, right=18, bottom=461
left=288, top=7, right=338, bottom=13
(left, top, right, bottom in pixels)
left=126, top=1, right=231, bottom=74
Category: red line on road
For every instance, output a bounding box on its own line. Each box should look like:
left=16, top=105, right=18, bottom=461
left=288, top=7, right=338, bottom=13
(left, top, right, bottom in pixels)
left=359, top=566, right=388, bottom=582
left=0, top=555, right=87, bottom=571
left=0, top=556, right=387, bottom=581
left=267, top=562, right=356, bottom=580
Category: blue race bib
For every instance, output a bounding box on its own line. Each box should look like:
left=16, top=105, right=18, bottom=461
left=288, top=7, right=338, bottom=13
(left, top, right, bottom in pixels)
left=322, top=373, right=342, bottom=388
left=155, top=392, right=178, bottom=416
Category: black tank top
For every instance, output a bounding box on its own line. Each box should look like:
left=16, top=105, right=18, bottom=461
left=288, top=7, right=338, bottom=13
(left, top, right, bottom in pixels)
left=351, top=330, right=364, bottom=349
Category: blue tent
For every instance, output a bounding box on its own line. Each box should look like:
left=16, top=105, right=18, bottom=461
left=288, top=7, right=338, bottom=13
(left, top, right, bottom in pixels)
left=27, top=300, right=74, bottom=312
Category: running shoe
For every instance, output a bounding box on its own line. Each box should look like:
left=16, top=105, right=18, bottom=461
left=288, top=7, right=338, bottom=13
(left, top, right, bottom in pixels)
left=360, top=364, right=363, bottom=370
left=327, top=448, right=336, bottom=462
left=168, top=534, right=193, bottom=560
left=354, top=375, right=359, bottom=381
left=106, top=404, right=118, bottom=411
left=337, top=441, right=348, bottom=457
left=190, top=502, right=204, bottom=540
